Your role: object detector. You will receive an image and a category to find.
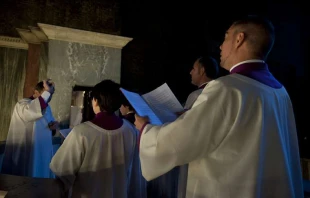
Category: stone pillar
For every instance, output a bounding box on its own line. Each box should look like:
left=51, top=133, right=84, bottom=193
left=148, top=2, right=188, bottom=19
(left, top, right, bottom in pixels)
left=16, top=28, right=43, bottom=97
left=23, top=43, right=41, bottom=97
left=38, top=23, right=133, bottom=127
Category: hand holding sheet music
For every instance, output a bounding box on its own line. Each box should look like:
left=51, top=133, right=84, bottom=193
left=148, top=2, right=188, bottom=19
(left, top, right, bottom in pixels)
left=120, top=83, right=183, bottom=125
left=120, top=88, right=162, bottom=124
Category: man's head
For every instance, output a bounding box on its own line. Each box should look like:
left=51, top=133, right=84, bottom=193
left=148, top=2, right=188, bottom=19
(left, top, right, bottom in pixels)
left=190, top=56, right=219, bottom=87
left=220, top=15, right=275, bottom=70
left=33, top=81, right=54, bottom=103
left=91, top=79, right=122, bottom=114
left=33, top=81, right=44, bottom=98
left=120, top=96, right=135, bottom=116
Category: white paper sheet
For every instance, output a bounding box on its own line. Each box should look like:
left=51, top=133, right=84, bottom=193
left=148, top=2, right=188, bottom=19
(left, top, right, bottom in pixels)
left=120, top=88, right=162, bottom=125
left=120, top=83, right=183, bottom=125
left=142, top=83, right=183, bottom=123
left=59, top=128, right=72, bottom=138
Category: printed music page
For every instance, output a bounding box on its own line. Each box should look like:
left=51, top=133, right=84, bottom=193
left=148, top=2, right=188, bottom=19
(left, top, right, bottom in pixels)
left=142, top=83, right=183, bottom=123
left=120, top=88, right=162, bottom=125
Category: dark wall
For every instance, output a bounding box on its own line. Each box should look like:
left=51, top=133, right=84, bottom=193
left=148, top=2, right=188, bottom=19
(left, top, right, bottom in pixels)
left=120, top=0, right=310, bottom=157
left=120, top=1, right=309, bottom=100
left=120, top=1, right=232, bottom=102
left=0, top=0, right=121, bottom=37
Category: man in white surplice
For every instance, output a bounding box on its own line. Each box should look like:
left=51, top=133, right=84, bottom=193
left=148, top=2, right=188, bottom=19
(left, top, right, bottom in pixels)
left=1, top=79, right=58, bottom=178
left=183, top=56, right=219, bottom=110
left=135, top=15, right=303, bottom=198
left=178, top=56, right=220, bottom=198
left=50, top=80, right=145, bottom=198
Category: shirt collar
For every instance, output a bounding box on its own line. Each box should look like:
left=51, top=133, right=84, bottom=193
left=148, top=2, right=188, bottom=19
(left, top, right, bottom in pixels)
left=230, top=60, right=265, bottom=72
left=198, top=81, right=210, bottom=89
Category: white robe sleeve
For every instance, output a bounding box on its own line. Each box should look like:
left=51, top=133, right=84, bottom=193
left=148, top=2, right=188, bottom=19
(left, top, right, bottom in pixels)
left=139, top=80, right=229, bottom=181
left=50, top=129, right=85, bottom=190
left=17, top=91, right=51, bottom=122
left=40, top=91, right=51, bottom=103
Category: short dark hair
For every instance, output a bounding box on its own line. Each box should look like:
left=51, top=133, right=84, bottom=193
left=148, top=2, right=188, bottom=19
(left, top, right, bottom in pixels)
left=197, top=56, right=219, bottom=79
left=121, top=95, right=134, bottom=111
left=91, top=80, right=122, bottom=113
left=35, top=81, right=44, bottom=92
left=232, top=15, right=275, bottom=60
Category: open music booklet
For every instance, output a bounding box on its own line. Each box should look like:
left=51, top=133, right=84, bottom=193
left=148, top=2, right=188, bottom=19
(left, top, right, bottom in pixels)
left=120, top=83, right=184, bottom=125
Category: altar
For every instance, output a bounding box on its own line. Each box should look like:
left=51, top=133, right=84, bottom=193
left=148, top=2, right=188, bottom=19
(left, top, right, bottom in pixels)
left=0, top=174, right=64, bottom=198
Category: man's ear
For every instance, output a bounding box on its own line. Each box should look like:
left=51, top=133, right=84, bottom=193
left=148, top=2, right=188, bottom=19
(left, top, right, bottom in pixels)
left=236, top=32, right=245, bottom=48
left=93, top=98, right=98, bottom=106
left=199, top=66, right=205, bottom=76
left=33, top=90, right=40, bottom=97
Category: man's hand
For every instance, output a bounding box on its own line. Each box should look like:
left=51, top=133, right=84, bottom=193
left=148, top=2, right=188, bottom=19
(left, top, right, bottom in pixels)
left=134, top=114, right=150, bottom=131
left=48, top=121, right=59, bottom=131
left=43, top=79, right=55, bottom=94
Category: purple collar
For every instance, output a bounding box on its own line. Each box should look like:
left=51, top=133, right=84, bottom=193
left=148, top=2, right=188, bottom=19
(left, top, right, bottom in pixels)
left=91, top=111, right=123, bottom=130
left=230, top=62, right=282, bottom=89
left=29, top=95, right=48, bottom=109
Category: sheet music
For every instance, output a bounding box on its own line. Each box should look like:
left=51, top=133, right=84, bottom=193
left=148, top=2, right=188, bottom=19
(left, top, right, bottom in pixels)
left=120, top=88, right=162, bottom=125
left=59, top=128, right=72, bottom=138
left=142, top=83, right=183, bottom=123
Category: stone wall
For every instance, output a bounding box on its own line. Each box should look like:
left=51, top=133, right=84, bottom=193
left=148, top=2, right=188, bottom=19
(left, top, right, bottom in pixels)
left=47, top=40, right=121, bottom=127
left=0, top=0, right=120, bottom=37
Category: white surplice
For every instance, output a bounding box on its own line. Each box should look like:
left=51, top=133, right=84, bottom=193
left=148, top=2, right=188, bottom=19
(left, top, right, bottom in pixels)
left=139, top=74, right=303, bottom=198
left=50, top=119, right=145, bottom=198
left=1, top=91, right=55, bottom=178
left=183, top=82, right=208, bottom=110
left=183, top=89, right=203, bottom=110
left=179, top=85, right=208, bottom=198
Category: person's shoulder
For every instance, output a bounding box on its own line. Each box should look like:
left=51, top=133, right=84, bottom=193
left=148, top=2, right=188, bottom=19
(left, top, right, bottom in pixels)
left=79, top=121, right=101, bottom=131
left=17, top=98, right=31, bottom=104
left=199, top=77, right=233, bottom=97
left=188, top=89, right=202, bottom=97
left=70, top=122, right=93, bottom=136
left=122, top=119, right=135, bottom=129
left=121, top=119, right=138, bottom=133
left=206, top=75, right=236, bottom=89
left=211, top=75, right=232, bottom=83
left=14, top=98, right=32, bottom=109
